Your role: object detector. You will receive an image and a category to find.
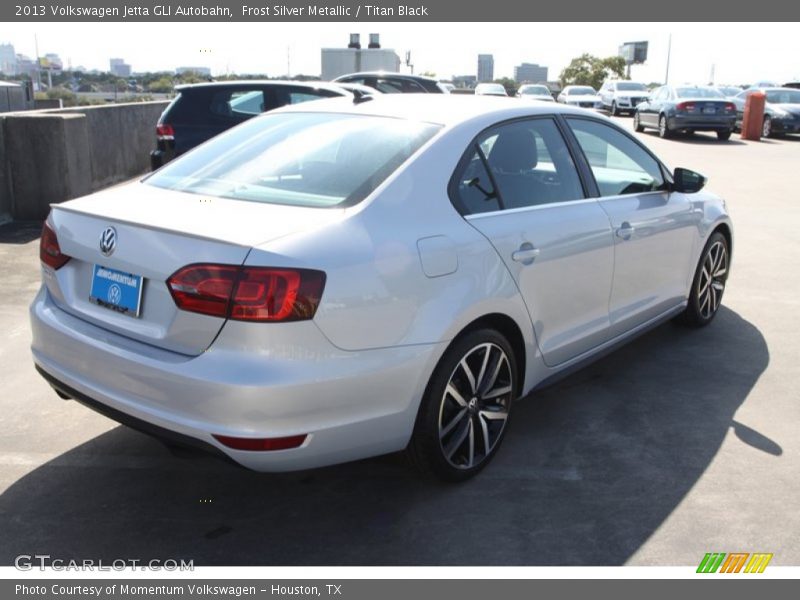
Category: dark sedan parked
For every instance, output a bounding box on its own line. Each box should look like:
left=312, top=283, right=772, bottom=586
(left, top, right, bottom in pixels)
left=732, top=87, right=800, bottom=137
left=634, top=85, right=736, bottom=140
left=150, top=81, right=349, bottom=169
left=332, top=72, right=446, bottom=93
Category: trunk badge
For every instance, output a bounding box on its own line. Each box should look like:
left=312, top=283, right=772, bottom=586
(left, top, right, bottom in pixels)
left=99, top=227, right=117, bottom=257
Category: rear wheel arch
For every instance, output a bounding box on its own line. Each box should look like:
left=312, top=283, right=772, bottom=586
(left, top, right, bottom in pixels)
left=449, top=313, right=527, bottom=396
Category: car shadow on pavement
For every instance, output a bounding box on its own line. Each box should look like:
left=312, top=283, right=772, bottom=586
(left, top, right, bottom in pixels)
left=0, top=221, right=43, bottom=245
left=0, top=307, right=769, bottom=566
left=642, top=131, right=748, bottom=145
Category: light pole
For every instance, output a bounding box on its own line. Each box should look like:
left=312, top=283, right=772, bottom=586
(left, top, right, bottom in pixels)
left=665, top=34, right=672, bottom=85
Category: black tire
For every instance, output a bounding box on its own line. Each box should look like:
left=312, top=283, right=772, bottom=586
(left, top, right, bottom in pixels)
left=717, top=129, right=732, bottom=141
left=633, top=112, right=645, bottom=132
left=762, top=116, right=772, bottom=138
left=676, top=231, right=729, bottom=327
left=658, top=114, right=672, bottom=138
left=407, top=328, right=518, bottom=482
left=609, top=101, right=618, bottom=116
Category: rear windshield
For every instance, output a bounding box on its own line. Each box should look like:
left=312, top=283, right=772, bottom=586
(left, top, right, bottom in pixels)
left=676, top=87, right=724, bottom=99
left=567, top=87, right=596, bottom=95
left=145, top=112, right=441, bottom=208
left=616, top=83, right=647, bottom=91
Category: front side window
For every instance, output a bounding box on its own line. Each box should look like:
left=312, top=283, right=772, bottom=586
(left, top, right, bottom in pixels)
left=146, top=113, right=440, bottom=208
left=451, top=118, right=584, bottom=214
left=567, top=118, right=666, bottom=197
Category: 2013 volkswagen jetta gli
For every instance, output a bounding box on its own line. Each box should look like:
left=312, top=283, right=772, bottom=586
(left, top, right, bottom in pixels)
left=30, top=96, right=732, bottom=481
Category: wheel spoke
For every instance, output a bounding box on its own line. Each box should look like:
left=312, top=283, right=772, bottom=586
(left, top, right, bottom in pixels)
left=444, top=418, right=471, bottom=460
left=459, top=358, right=477, bottom=394
left=481, top=352, right=505, bottom=397
left=475, top=345, right=492, bottom=393
left=440, top=407, right=468, bottom=437
left=446, top=383, right=468, bottom=407
left=467, top=419, right=475, bottom=467
left=479, top=414, right=491, bottom=457
left=482, top=384, right=512, bottom=400
left=479, top=407, right=508, bottom=421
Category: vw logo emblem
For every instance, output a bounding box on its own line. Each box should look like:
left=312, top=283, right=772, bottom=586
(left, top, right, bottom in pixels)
left=107, top=284, right=122, bottom=305
left=99, top=227, right=117, bottom=257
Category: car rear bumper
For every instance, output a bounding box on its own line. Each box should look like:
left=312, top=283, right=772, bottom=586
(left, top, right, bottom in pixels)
left=668, top=115, right=736, bottom=131
left=30, top=287, right=443, bottom=471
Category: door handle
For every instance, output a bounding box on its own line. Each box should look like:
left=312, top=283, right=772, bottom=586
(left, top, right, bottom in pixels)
left=512, top=243, right=540, bottom=265
left=616, top=222, right=635, bottom=240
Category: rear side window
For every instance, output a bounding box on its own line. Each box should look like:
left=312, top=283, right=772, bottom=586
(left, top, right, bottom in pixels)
left=145, top=113, right=440, bottom=209
left=374, top=78, right=426, bottom=93
left=567, top=118, right=666, bottom=196
left=451, top=118, right=585, bottom=214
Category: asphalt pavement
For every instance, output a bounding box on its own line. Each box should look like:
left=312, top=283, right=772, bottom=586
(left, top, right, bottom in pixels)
left=0, top=120, right=797, bottom=566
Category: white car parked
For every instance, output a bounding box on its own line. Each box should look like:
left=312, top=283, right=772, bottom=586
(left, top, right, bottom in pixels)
left=557, top=85, right=603, bottom=109
left=31, top=96, right=732, bottom=480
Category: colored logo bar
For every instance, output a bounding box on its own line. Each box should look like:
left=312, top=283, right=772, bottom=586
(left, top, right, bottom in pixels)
left=697, top=553, right=773, bottom=573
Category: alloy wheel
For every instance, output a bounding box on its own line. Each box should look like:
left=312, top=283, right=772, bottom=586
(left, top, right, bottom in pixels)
left=697, top=240, right=728, bottom=320
left=762, top=116, right=772, bottom=138
left=438, top=342, right=512, bottom=470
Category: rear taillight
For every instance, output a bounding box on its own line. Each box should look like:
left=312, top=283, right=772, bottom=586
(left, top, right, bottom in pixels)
left=167, top=264, right=326, bottom=322
left=156, top=123, right=174, bottom=140
left=676, top=101, right=696, bottom=112
left=213, top=434, right=307, bottom=451
left=40, top=221, right=71, bottom=270
left=724, top=102, right=736, bottom=112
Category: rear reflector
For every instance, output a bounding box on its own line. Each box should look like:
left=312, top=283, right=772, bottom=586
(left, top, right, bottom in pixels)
left=213, top=434, right=307, bottom=451
left=40, top=221, right=71, bottom=270
left=156, top=123, right=175, bottom=140
left=167, top=264, right=326, bottom=322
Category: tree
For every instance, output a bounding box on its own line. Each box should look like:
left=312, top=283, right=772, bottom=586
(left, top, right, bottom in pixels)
left=493, top=77, right=518, bottom=96
left=560, top=54, right=628, bottom=90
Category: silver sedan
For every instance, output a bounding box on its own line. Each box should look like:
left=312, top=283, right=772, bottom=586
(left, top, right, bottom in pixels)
left=30, top=96, right=732, bottom=481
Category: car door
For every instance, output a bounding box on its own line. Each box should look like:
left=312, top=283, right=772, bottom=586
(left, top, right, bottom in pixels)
left=565, top=117, right=701, bottom=338
left=599, top=82, right=613, bottom=108
left=451, top=117, right=615, bottom=367
left=641, top=86, right=665, bottom=126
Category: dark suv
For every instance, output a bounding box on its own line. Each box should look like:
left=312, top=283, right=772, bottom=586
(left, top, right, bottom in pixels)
left=333, top=72, right=445, bottom=94
left=150, top=81, right=349, bottom=169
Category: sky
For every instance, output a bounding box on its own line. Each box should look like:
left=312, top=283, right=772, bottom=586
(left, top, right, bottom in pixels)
left=3, top=22, right=800, bottom=85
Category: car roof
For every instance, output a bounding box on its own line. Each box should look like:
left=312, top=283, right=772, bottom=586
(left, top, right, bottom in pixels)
left=272, top=94, right=604, bottom=127
left=334, top=72, right=439, bottom=83
left=174, top=80, right=350, bottom=94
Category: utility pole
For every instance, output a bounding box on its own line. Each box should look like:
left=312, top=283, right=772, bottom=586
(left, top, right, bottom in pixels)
left=664, top=34, right=672, bottom=85
left=34, top=33, right=42, bottom=90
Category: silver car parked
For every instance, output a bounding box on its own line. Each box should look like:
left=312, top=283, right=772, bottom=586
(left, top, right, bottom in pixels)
left=31, top=96, right=732, bottom=481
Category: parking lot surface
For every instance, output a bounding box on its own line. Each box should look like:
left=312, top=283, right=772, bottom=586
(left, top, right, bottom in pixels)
left=0, top=119, right=798, bottom=566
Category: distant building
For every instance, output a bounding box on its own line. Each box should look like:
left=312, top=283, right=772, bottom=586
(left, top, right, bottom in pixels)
left=0, top=43, right=17, bottom=75
left=477, top=54, right=494, bottom=83
left=514, top=62, right=548, bottom=83
left=176, top=66, right=211, bottom=77
left=321, top=34, right=400, bottom=80
left=452, top=75, right=477, bottom=89
left=14, top=54, right=37, bottom=77
left=109, top=58, right=132, bottom=77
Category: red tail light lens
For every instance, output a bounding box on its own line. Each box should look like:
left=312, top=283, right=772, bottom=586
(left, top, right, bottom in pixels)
left=40, top=222, right=71, bottom=270
left=213, top=434, right=307, bottom=451
left=156, top=123, right=175, bottom=140
left=167, top=264, right=326, bottom=322
left=676, top=101, right=696, bottom=112
left=724, top=102, right=736, bottom=112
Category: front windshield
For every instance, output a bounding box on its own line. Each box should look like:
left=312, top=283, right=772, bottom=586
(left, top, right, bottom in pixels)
left=676, top=87, right=725, bottom=99
left=521, top=86, right=550, bottom=95
left=146, top=113, right=441, bottom=208
left=568, top=87, right=596, bottom=96
left=616, top=82, right=648, bottom=91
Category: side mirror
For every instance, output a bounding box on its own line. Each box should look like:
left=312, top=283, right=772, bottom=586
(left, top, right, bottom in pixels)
left=672, top=168, right=707, bottom=193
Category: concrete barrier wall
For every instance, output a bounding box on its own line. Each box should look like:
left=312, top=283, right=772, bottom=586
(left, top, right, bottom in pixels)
left=0, top=101, right=169, bottom=222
